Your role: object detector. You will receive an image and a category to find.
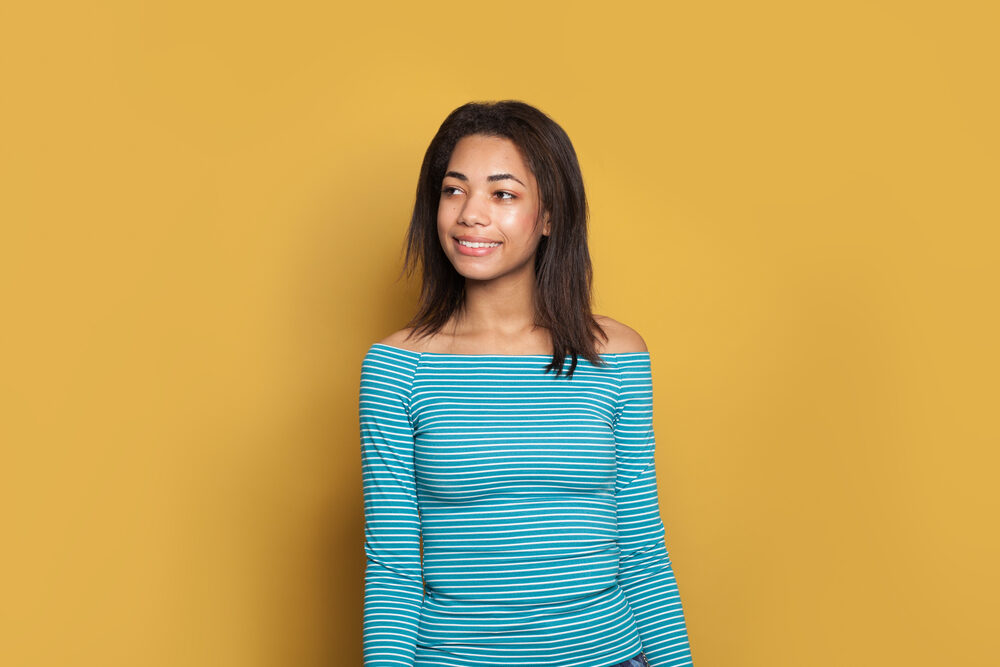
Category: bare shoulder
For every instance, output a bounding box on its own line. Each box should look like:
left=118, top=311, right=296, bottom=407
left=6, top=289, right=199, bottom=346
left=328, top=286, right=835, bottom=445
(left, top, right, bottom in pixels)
left=593, top=315, right=648, bottom=354
left=376, top=327, right=437, bottom=352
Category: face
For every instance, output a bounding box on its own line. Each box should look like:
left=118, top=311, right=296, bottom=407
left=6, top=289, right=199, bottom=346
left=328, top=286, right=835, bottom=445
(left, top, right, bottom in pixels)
left=437, top=134, right=550, bottom=284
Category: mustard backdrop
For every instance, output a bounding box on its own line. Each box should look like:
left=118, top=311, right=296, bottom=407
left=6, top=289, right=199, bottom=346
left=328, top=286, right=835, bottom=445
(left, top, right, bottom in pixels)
left=2, top=1, right=997, bottom=665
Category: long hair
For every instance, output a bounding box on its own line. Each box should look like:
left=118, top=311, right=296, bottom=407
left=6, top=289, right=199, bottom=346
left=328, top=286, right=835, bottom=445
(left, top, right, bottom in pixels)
left=402, top=100, right=606, bottom=378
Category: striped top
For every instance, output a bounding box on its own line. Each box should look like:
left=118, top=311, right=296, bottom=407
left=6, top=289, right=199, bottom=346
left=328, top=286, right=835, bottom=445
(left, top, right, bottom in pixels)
left=360, top=343, right=693, bottom=667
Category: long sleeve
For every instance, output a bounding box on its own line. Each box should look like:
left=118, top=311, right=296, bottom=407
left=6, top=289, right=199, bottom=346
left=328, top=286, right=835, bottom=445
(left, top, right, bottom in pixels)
left=613, top=353, right=694, bottom=666
left=359, top=346, right=423, bottom=666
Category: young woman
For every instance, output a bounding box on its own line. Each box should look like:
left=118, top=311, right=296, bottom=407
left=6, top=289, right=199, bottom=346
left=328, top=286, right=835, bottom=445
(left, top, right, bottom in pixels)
left=359, top=101, right=693, bottom=666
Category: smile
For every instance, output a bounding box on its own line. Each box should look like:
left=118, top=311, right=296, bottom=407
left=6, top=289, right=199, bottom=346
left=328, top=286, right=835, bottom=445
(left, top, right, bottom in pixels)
left=453, top=237, right=502, bottom=256
left=457, top=239, right=501, bottom=248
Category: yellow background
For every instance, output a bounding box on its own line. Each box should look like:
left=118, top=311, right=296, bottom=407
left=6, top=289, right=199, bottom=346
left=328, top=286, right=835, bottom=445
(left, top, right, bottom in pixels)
left=2, top=1, right=997, bottom=665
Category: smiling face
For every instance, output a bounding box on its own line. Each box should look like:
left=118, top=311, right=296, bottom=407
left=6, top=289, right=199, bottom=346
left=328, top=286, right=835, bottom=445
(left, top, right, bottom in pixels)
left=437, top=134, right=551, bottom=284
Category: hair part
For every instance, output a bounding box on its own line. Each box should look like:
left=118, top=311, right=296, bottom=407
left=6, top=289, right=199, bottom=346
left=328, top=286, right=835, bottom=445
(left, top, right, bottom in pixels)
left=401, top=100, right=607, bottom=378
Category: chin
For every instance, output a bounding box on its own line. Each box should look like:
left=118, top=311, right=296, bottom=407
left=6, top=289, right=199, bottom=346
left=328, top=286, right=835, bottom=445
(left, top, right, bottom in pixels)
left=447, top=256, right=492, bottom=275
left=452, top=268, right=499, bottom=282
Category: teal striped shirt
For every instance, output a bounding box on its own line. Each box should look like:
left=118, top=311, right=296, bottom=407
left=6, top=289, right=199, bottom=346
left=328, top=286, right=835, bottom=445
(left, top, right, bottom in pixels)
left=360, top=343, right=693, bottom=667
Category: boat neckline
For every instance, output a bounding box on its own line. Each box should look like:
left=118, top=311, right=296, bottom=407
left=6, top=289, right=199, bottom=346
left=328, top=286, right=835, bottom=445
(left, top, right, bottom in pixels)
left=370, top=342, right=650, bottom=358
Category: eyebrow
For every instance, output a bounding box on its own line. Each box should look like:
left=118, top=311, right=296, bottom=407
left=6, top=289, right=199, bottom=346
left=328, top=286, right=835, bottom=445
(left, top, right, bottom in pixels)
left=444, top=171, right=526, bottom=187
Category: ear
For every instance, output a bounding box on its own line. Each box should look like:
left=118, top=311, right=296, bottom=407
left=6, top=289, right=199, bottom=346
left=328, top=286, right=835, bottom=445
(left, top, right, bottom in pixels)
left=541, top=212, right=551, bottom=236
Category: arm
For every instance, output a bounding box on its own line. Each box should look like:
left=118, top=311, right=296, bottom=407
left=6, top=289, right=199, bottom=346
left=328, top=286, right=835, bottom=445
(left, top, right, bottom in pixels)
left=359, top=346, right=423, bottom=666
left=614, top=353, right=694, bottom=666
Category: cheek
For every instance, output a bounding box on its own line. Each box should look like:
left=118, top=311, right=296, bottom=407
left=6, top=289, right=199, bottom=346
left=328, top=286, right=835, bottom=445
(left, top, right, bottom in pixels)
left=501, top=210, right=543, bottom=244
left=437, top=200, right=457, bottom=228
left=436, top=206, right=449, bottom=235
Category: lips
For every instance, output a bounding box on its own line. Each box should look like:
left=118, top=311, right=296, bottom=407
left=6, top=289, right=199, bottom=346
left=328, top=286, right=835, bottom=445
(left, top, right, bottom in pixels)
left=453, top=236, right=502, bottom=256
left=455, top=235, right=502, bottom=244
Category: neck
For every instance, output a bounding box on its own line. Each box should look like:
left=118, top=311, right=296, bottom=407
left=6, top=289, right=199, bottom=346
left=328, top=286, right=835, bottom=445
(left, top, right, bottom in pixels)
left=455, top=269, right=539, bottom=337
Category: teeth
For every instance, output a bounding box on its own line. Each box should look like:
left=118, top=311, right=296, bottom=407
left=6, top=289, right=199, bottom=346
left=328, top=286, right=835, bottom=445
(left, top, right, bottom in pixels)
left=458, top=240, right=501, bottom=248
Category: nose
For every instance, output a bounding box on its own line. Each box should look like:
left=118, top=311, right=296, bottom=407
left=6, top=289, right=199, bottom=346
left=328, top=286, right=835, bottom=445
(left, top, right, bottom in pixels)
left=459, top=193, right=490, bottom=227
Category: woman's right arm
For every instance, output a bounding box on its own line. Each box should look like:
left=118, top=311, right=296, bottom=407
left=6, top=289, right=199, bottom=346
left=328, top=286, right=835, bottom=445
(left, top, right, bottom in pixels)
left=359, top=345, right=423, bottom=666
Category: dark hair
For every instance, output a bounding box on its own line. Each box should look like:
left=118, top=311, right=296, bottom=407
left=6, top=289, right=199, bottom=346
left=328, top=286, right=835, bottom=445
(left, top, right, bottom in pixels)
left=402, top=100, right=606, bottom=378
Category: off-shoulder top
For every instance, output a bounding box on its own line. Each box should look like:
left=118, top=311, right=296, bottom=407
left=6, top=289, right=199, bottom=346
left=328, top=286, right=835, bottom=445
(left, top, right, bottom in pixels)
left=360, top=343, right=693, bottom=666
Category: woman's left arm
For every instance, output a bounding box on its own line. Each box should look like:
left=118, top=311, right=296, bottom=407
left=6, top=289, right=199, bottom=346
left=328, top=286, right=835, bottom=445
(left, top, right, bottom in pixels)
left=613, top=353, right=694, bottom=666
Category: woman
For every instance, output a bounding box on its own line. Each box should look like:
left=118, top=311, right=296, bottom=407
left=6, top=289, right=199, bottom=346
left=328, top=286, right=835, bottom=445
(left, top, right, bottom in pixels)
left=359, top=101, right=693, bottom=666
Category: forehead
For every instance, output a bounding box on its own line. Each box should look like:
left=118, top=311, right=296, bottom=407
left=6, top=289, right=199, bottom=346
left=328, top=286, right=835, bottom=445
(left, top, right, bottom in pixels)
left=446, top=134, right=533, bottom=179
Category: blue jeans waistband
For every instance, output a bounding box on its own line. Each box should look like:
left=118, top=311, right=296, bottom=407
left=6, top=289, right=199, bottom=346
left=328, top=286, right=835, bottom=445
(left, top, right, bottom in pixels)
left=609, top=652, right=649, bottom=667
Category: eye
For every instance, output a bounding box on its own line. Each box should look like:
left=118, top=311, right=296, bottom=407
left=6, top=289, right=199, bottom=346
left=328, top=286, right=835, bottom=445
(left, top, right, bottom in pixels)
left=494, top=191, right=517, bottom=200
left=441, top=186, right=463, bottom=196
